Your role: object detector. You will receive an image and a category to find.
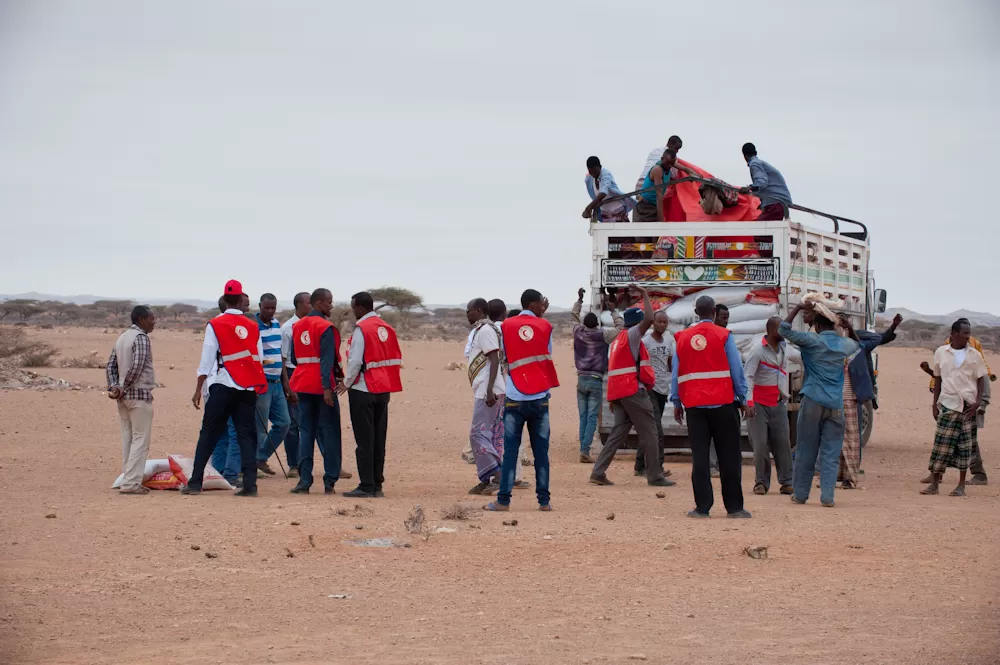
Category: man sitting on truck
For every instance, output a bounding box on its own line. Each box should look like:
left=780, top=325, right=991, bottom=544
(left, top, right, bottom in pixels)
left=635, top=135, right=683, bottom=192
left=635, top=149, right=701, bottom=222
left=739, top=143, right=793, bottom=221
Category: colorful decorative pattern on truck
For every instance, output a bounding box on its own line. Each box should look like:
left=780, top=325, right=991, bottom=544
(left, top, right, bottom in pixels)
left=603, top=258, right=780, bottom=287
left=607, top=235, right=775, bottom=260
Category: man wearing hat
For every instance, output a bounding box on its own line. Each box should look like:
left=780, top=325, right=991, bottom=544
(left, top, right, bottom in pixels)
left=184, top=279, right=267, bottom=496
left=590, top=285, right=675, bottom=487
left=778, top=295, right=859, bottom=508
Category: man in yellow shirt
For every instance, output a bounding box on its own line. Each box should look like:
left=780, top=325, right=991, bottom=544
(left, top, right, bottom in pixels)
left=920, top=318, right=993, bottom=485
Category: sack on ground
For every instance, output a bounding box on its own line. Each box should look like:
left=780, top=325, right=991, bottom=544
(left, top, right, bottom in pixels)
left=168, top=454, right=233, bottom=491
left=110, top=458, right=172, bottom=489
left=143, top=471, right=183, bottom=490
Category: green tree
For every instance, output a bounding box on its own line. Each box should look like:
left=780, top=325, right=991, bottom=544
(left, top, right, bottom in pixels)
left=369, top=287, right=424, bottom=329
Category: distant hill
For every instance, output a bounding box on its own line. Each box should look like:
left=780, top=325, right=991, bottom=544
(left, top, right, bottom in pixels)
left=886, top=308, right=1000, bottom=328
left=0, top=292, right=221, bottom=311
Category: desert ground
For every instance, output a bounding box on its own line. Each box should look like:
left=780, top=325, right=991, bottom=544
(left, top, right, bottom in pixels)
left=1, top=327, right=998, bottom=665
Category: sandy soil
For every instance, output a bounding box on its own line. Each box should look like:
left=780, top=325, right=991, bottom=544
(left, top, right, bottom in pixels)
left=1, top=327, right=998, bottom=665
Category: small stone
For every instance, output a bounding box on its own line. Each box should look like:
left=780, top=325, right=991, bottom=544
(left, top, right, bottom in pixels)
left=308, top=535, right=315, bottom=548
left=663, top=542, right=678, bottom=551
left=503, top=519, right=518, bottom=527
left=433, top=527, right=457, bottom=534
left=190, top=544, right=201, bottom=551
left=204, top=552, right=218, bottom=559
left=45, top=513, right=56, bottom=519
left=744, top=545, right=768, bottom=560
left=628, top=655, right=648, bottom=661
left=174, top=535, right=182, bottom=541
left=285, top=548, right=295, bottom=558
left=543, top=535, right=553, bottom=541
left=290, top=521, right=300, bottom=526
left=327, top=594, right=352, bottom=599
left=655, top=492, right=666, bottom=499
left=686, top=613, right=695, bottom=618
left=355, top=524, right=364, bottom=530
left=606, top=512, right=615, bottom=521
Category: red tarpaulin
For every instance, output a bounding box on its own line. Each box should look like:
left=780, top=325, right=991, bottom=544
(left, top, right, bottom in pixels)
left=660, top=159, right=762, bottom=222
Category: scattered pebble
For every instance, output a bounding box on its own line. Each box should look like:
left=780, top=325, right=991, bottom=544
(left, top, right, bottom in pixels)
left=355, top=524, right=364, bottom=530
left=308, top=535, right=315, bottom=548
left=606, top=512, right=615, bottom=521
left=45, top=513, right=56, bottom=519
left=543, top=535, right=553, bottom=541
left=628, top=655, right=648, bottom=661
left=433, top=527, right=457, bottom=534
left=744, top=545, right=769, bottom=560
left=655, top=492, right=666, bottom=499
left=190, top=545, right=201, bottom=551
left=847, top=544, right=863, bottom=549
left=502, top=519, right=518, bottom=527
left=204, top=552, right=218, bottom=559
left=686, top=613, right=695, bottom=618
left=663, top=542, right=678, bottom=551
left=285, top=548, right=295, bottom=558
left=327, top=594, right=352, bottom=599
left=290, top=521, right=300, bottom=526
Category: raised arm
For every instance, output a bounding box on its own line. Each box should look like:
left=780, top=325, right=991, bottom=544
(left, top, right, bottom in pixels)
left=635, top=285, right=654, bottom=336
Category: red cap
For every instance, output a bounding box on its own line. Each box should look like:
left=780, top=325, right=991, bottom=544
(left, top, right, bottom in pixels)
left=224, top=279, right=244, bottom=296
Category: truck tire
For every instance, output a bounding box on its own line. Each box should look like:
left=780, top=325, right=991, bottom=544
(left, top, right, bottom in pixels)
left=861, top=401, right=874, bottom=448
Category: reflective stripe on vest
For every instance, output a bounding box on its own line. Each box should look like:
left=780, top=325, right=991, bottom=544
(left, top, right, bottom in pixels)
left=507, top=354, right=553, bottom=370
left=607, top=360, right=652, bottom=378
left=220, top=350, right=261, bottom=363
left=366, top=358, right=402, bottom=369
left=296, top=357, right=320, bottom=364
left=676, top=370, right=732, bottom=384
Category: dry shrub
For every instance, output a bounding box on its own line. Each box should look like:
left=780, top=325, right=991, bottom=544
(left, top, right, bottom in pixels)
left=0, top=326, right=59, bottom=367
left=60, top=351, right=105, bottom=369
left=441, top=503, right=480, bottom=521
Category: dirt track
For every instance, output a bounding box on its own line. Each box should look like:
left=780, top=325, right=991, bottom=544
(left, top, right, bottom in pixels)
left=1, top=328, right=998, bottom=665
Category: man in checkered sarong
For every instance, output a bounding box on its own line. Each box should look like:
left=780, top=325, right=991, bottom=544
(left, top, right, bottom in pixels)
left=921, top=320, right=987, bottom=497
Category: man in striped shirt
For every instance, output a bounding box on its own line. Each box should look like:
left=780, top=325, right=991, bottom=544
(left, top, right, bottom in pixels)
left=254, top=293, right=295, bottom=476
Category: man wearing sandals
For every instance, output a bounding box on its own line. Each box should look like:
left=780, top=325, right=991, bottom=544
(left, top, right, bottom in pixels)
left=922, top=319, right=987, bottom=497
left=464, top=298, right=506, bottom=495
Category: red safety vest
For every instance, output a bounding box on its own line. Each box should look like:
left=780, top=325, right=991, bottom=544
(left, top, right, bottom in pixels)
left=348, top=315, right=403, bottom=393
left=673, top=321, right=735, bottom=408
left=501, top=315, right=559, bottom=395
left=749, top=336, right=786, bottom=407
left=208, top=313, right=267, bottom=395
left=288, top=316, right=341, bottom=395
left=606, top=329, right=655, bottom=401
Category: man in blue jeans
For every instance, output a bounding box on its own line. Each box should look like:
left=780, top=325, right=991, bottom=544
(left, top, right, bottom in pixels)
left=485, top=289, right=560, bottom=512
left=571, top=287, right=622, bottom=463
left=253, top=294, right=294, bottom=477
left=778, top=298, right=858, bottom=507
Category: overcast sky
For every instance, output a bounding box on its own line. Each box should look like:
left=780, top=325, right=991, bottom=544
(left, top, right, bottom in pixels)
left=0, top=0, right=997, bottom=312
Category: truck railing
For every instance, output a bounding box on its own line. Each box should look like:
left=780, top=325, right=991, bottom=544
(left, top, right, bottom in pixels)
left=590, top=176, right=868, bottom=240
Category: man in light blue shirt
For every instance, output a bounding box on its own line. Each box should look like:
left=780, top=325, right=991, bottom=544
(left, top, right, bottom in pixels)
left=779, top=300, right=859, bottom=507
left=741, top=143, right=792, bottom=221
left=583, top=156, right=633, bottom=223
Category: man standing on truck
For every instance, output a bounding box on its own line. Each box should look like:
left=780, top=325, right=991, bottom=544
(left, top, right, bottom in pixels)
left=583, top=157, right=633, bottom=223
left=634, top=150, right=702, bottom=222
left=573, top=288, right=623, bottom=464
left=590, top=286, right=675, bottom=488
left=739, top=143, right=792, bottom=221
left=743, top=316, right=793, bottom=496
left=778, top=297, right=858, bottom=508
left=636, top=135, right=683, bottom=191
left=672, top=295, right=750, bottom=518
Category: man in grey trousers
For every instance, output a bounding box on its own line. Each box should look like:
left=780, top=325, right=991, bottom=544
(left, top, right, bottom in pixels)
left=589, top=285, right=675, bottom=488
left=743, top=316, right=793, bottom=495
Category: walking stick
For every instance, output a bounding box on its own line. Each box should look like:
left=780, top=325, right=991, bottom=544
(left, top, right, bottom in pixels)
left=254, top=406, right=289, bottom=479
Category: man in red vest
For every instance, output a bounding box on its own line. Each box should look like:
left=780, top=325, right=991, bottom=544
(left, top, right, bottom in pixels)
left=671, top=295, right=751, bottom=518
left=287, top=288, right=344, bottom=495
left=336, top=291, right=403, bottom=498
left=590, top=285, right=675, bottom=488
left=484, top=289, right=559, bottom=512
left=184, top=279, right=267, bottom=496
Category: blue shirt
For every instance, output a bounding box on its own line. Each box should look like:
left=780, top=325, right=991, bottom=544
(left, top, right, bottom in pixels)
left=778, top=322, right=859, bottom=410
left=585, top=167, right=634, bottom=221
left=641, top=163, right=672, bottom=204
left=256, top=315, right=283, bottom=378
left=670, top=320, right=748, bottom=409
left=747, top=156, right=792, bottom=208
left=503, top=311, right=553, bottom=402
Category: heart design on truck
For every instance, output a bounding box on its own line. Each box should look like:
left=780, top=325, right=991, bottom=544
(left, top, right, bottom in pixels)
left=684, top=266, right=705, bottom=281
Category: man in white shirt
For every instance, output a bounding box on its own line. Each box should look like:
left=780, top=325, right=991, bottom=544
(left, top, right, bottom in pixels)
left=183, top=280, right=266, bottom=496
left=922, top=319, right=987, bottom=497
left=464, top=298, right=507, bottom=494
left=635, top=135, right=683, bottom=191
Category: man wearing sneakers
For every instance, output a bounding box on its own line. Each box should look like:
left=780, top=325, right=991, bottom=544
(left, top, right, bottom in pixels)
left=590, top=285, right=675, bottom=489
left=185, top=279, right=267, bottom=497
left=288, top=288, right=344, bottom=495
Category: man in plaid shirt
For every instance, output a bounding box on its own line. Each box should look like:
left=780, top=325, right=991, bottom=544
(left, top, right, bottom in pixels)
left=106, top=305, right=157, bottom=494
